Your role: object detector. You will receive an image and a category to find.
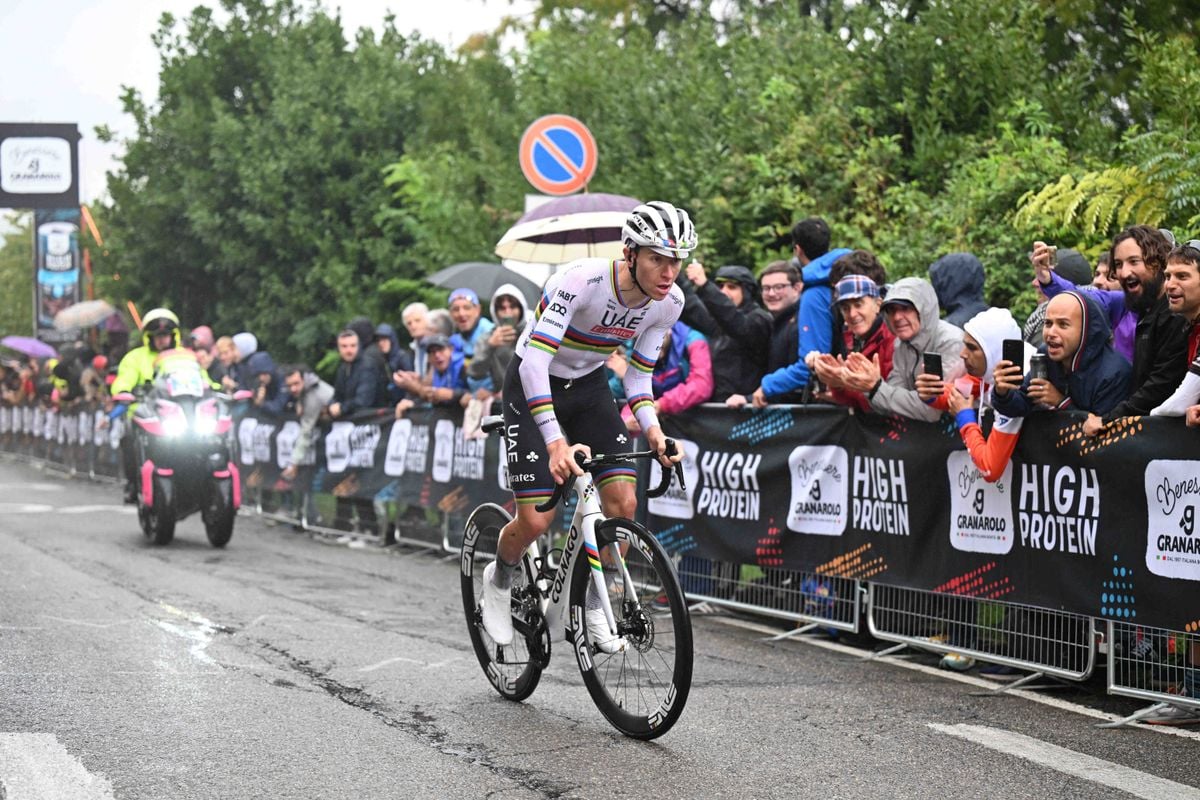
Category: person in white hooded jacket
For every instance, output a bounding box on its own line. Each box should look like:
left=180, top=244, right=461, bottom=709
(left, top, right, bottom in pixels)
left=843, top=276, right=964, bottom=422
left=917, top=307, right=1034, bottom=482
left=466, top=283, right=530, bottom=397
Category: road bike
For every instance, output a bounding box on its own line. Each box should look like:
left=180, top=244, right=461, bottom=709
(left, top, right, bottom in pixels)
left=460, top=417, right=693, bottom=739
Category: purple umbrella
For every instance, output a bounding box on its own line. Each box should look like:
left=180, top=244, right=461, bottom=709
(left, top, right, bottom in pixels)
left=1, top=336, right=58, bottom=360
left=495, top=192, right=640, bottom=265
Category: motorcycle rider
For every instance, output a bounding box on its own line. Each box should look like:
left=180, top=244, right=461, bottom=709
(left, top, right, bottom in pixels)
left=111, top=308, right=183, bottom=502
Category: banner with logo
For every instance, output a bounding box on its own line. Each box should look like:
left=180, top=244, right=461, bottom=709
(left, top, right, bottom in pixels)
left=33, top=207, right=83, bottom=342
left=0, top=123, right=81, bottom=209
left=230, top=405, right=510, bottom=517
left=648, top=406, right=1200, bottom=632
left=6, top=400, right=1199, bottom=629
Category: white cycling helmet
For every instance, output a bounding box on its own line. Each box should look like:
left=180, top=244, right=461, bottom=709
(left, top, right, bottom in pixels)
left=622, top=201, right=698, bottom=259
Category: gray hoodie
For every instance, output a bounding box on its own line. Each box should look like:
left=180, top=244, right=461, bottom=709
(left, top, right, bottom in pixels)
left=468, top=283, right=531, bottom=392
left=870, top=277, right=965, bottom=422
left=288, top=371, right=334, bottom=467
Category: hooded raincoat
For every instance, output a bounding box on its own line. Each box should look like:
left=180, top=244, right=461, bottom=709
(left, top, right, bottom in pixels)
left=992, top=291, right=1132, bottom=418
left=868, top=277, right=965, bottom=422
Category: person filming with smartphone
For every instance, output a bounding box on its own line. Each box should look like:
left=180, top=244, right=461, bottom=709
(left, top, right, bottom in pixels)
left=467, top=285, right=530, bottom=402
left=992, top=290, right=1132, bottom=418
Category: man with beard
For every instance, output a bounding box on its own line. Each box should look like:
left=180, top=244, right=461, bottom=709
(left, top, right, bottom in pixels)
left=1032, top=226, right=1187, bottom=436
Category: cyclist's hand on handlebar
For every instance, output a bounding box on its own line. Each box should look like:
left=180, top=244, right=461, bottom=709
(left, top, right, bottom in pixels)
left=646, top=426, right=683, bottom=469
left=547, top=439, right=590, bottom=484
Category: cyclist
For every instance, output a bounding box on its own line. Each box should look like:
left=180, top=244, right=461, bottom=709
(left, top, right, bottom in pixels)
left=110, top=308, right=183, bottom=502
left=481, top=201, right=693, bottom=653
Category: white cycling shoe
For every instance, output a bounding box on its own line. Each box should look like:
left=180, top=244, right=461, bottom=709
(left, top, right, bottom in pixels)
left=585, top=606, right=628, bottom=654
left=480, top=561, right=513, bottom=646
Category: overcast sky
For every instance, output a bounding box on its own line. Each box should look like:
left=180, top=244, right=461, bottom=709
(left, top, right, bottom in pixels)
left=0, top=0, right=536, bottom=211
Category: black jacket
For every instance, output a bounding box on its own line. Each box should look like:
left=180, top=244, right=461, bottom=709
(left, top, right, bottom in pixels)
left=765, top=300, right=805, bottom=404
left=680, top=280, right=773, bottom=399
left=1100, top=293, right=1188, bottom=422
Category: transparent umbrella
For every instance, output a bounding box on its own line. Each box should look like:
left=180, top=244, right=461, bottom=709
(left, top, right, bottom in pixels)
left=495, top=192, right=640, bottom=265
left=53, top=299, right=116, bottom=331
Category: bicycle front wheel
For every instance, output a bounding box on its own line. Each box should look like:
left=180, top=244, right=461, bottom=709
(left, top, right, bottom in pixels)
left=569, top=517, right=693, bottom=739
left=460, top=503, right=545, bottom=702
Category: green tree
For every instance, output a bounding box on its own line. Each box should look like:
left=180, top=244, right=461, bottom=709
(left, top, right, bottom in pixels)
left=0, top=214, right=34, bottom=339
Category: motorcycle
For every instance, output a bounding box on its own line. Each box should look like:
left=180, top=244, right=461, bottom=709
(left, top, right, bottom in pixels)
left=113, top=352, right=250, bottom=547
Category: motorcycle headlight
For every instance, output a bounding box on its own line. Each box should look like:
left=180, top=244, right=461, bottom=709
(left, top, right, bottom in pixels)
left=157, top=399, right=188, bottom=437
left=194, top=399, right=218, bottom=436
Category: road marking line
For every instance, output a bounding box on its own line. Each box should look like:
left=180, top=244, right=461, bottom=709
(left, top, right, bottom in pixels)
left=713, top=616, right=1200, bottom=740
left=358, top=656, right=426, bottom=672
left=928, top=723, right=1200, bottom=799
left=0, top=732, right=115, bottom=799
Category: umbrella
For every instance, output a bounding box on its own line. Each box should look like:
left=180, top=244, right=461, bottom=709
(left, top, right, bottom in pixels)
left=495, top=192, right=640, bottom=265
left=1, top=336, right=57, bottom=360
left=426, top=262, right=544, bottom=309
left=52, top=299, right=116, bottom=331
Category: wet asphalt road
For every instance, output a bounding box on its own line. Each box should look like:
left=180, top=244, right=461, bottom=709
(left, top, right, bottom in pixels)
left=0, top=457, right=1197, bottom=800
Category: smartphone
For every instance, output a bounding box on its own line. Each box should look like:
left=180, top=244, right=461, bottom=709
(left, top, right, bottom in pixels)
left=1002, top=339, right=1025, bottom=373
left=922, top=352, right=943, bottom=379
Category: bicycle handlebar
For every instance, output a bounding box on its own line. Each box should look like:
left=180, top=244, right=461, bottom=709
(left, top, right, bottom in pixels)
left=534, top=439, right=684, bottom=512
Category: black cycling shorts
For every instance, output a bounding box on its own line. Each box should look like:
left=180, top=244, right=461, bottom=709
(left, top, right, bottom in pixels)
left=501, top=355, right=634, bottom=506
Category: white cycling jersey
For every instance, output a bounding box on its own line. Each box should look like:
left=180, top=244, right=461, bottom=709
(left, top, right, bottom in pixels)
left=514, top=258, right=685, bottom=445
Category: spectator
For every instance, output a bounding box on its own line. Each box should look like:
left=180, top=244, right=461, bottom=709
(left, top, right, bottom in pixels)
left=278, top=363, right=333, bottom=484
left=993, top=291, right=1132, bottom=417
left=610, top=321, right=713, bottom=433
left=328, top=327, right=387, bottom=420
left=1023, top=248, right=1092, bottom=348
left=401, top=302, right=431, bottom=378
left=826, top=249, right=891, bottom=371
left=375, top=323, right=413, bottom=373
left=230, top=332, right=258, bottom=390
left=447, top=288, right=495, bottom=375
left=1051, top=228, right=1189, bottom=436
left=422, top=334, right=467, bottom=407
left=929, top=252, right=989, bottom=329
left=1093, top=251, right=1120, bottom=291
left=682, top=262, right=772, bottom=404
left=328, top=327, right=386, bottom=533
left=80, top=355, right=108, bottom=403
left=375, top=322, right=415, bottom=404
left=427, top=308, right=454, bottom=339
left=810, top=275, right=895, bottom=412
left=468, top=284, right=528, bottom=396
left=924, top=308, right=1031, bottom=482
left=246, top=351, right=289, bottom=417
left=843, top=277, right=964, bottom=422
left=750, top=217, right=853, bottom=405
left=188, top=325, right=215, bottom=354
left=215, top=336, right=239, bottom=392
left=1149, top=241, right=1200, bottom=416
left=755, top=260, right=805, bottom=404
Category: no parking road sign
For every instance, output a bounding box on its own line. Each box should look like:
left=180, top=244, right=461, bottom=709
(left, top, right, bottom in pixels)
left=518, top=114, right=597, bottom=196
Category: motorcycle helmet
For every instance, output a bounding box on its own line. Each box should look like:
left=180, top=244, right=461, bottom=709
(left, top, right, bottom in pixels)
left=141, top=308, right=181, bottom=351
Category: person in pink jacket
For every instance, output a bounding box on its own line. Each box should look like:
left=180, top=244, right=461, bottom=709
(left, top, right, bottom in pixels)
left=610, top=320, right=713, bottom=433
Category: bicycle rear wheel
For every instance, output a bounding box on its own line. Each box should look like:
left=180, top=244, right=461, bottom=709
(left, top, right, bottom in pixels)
left=569, top=517, right=693, bottom=739
left=460, top=503, right=547, bottom=702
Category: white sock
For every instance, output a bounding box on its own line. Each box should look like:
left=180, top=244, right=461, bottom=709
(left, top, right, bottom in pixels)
left=1151, top=368, right=1200, bottom=417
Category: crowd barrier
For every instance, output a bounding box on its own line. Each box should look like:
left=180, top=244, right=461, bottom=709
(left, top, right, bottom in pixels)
left=3, top=398, right=1196, bottom=723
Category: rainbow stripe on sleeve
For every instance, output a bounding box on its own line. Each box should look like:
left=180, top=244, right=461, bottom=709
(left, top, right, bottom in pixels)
left=528, top=330, right=561, bottom=355
left=628, top=393, right=654, bottom=415
left=629, top=349, right=656, bottom=373
left=527, top=394, right=554, bottom=416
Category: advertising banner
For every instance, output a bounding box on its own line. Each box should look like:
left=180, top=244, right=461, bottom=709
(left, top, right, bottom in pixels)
left=6, top=400, right=1198, bottom=631
left=0, top=123, right=81, bottom=209
left=33, top=207, right=82, bottom=342
left=646, top=406, right=1200, bottom=632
